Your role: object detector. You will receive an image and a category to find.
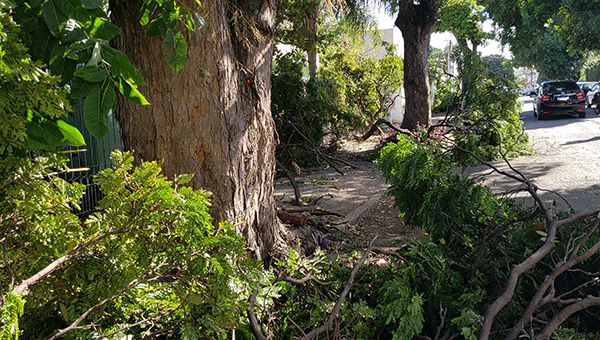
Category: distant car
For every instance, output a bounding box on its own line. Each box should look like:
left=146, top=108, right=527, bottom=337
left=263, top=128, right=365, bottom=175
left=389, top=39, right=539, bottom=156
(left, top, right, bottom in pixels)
left=533, top=80, right=586, bottom=120
left=527, top=87, right=539, bottom=96
left=577, top=81, right=596, bottom=96
left=585, top=82, right=600, bottom=110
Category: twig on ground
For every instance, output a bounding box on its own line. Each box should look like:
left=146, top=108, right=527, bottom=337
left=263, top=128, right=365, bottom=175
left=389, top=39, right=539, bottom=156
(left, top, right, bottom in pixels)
left=276, top=160, right=302, bottom=204
left=248, top=237, right=378, bottom=340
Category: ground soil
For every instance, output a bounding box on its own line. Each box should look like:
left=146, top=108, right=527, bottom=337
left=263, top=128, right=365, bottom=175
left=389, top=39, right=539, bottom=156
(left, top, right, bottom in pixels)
left=274, top=138, right=418, bottom=253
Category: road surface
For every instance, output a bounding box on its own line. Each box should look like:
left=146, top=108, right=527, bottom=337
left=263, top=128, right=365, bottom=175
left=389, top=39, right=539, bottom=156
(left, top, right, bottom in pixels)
left=464, top=96, right=600, bottom=212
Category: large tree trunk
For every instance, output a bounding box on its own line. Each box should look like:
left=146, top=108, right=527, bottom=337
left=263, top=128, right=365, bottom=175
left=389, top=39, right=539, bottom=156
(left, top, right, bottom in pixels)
left=395, top=0, right=439, bottom=130
left=110, top=0, right=283, bottom=260
left=306, top=1, right=319, bottom=78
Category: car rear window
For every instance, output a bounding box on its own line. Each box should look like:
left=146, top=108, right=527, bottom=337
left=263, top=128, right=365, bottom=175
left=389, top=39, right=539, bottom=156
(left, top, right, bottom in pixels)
left=545, top=82, right=579, bottom=92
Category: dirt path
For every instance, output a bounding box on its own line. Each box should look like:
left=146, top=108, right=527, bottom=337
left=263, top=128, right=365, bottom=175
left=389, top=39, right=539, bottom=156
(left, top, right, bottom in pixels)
left=276, top=97, right=600, bottom=252
left=274, top=140, right=410, bottom=251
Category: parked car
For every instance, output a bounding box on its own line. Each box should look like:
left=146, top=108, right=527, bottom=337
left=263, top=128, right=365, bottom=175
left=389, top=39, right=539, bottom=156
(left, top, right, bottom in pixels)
left=585, top=82, right=600, bottom=110
left=533, top=80, right=586, bottom=120
left=577, top=81, right=596, bottom=96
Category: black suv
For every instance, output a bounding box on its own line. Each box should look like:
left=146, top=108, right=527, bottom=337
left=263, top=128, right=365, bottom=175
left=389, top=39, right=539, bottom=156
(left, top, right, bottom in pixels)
left=533, top=80, right=586, bottom=120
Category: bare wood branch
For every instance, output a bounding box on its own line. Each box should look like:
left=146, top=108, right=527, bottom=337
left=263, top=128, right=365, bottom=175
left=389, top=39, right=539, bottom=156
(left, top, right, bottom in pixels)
left=98, top=306, right=179, bottom=339
left=434, top=304, right=447, bottom=340
left=286, top=316, right=308, bottom=339
left=48, top=272, right=160, bottom=340
left=282, top=117, right=345, bottom=175
left=304, top=237, right=377, bottom=339
left=536, top=296, right=600, bottom=339
left=372, top=247, right=408, bottom=262
left=13, top=225, right=138, bottom=296
left=505, top=219, right=600, bottom=339
left=478, top=184, right=557, bottom=339
left=276, top=160, right=302, bottom=204
left=248, top=288, right=268, bottom=340
left=360, top=118, right=412, bottom=141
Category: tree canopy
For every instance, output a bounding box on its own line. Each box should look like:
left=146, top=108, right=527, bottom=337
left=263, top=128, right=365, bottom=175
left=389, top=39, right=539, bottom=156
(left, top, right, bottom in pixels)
left=482, top=0, right=592, bottom=80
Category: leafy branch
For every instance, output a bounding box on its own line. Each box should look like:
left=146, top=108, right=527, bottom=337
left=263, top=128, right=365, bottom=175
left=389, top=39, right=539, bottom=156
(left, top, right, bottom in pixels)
left=249, top=237, right=378, bottom=339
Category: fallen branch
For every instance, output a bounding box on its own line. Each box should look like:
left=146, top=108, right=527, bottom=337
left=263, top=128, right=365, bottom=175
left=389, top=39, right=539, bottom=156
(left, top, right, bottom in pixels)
left=276, top=160, right=302, bottom=204
left=283, top=117, right=345, bottom=175
left=361, top=118, right=412, bottom=141
left=304, top=237, right=377, bottom=339
left=536, top=296, right=600, bottom=339
left=248, top=237, right=377, bottom=340
left=48, top=270, right=161, bottom=340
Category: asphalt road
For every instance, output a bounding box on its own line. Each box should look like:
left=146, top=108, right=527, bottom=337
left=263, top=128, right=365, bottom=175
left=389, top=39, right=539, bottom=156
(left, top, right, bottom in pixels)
left=463, top=96, right=600, bottom=213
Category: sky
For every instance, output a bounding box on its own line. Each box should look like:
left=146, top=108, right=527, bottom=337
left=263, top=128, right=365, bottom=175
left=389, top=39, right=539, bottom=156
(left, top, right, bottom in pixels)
left=369, top=5, right=512, bottom=58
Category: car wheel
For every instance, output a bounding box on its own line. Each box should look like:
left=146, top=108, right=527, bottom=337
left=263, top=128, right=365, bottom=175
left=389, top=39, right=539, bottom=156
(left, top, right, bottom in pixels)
left=579, top=111, right=586, bottom=118
left=533, top=105, right=538, bottom=117
left=537, top=112, right=544, bottom=120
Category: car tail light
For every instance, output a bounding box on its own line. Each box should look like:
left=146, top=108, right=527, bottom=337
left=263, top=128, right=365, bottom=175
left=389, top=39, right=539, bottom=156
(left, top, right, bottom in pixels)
left=577, top=91, right=585, bottom=100
left=541, top=94, right=550, bottom=101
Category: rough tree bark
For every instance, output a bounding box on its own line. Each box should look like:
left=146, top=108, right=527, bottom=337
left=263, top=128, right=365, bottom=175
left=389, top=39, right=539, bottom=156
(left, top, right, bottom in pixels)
left=306, top=2, right=319, bottom=78
left=395, top=0, right=441, bottom=130
left=110, top=0, right=283, bottom=260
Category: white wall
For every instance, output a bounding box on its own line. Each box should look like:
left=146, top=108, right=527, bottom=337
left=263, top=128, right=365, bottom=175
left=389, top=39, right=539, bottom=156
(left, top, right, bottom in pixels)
left=362, top=29, right=405, bottom=124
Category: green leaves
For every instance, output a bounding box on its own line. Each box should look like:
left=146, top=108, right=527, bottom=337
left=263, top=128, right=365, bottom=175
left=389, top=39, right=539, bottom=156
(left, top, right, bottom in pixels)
left=117, top=77, right=150, bottom=105
left=166, top=29, right=187, bottom=72
left=73, top=65, right=107, bottom=82
left=25, top=117, right=85, bottom=150
left=54, top=0, right=90, bottom=23
left=83, top=84, right=116, bottom=138
left=80, top=0, right=103, bottom=10
left=177, top=173, right=194, bottom=185
left=41, top=0, right=67, bottom=36
left=111, top=55, right=144, bottom=86
left=11, top=0, right=203, bottom=143
left=56, top=119, right=86, bottom=146
left=138, top=0, right=201, bottom=72
left=87, top=17, right=121, bottom=40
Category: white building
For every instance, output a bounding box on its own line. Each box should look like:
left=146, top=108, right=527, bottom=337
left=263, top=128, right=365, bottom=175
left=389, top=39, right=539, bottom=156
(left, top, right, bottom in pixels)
left=362, top=29, right=405, bottom=124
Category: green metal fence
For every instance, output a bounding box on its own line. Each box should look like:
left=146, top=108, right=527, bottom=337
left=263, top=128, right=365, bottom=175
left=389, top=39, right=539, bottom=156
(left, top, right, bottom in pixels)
left=62, top=101, right=123, bottom=216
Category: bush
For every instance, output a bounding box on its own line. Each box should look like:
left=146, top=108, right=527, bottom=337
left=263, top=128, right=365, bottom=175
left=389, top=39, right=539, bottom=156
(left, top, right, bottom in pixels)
left=376, top=132, right=600, bottom=338
left=272, top=51, right=342, bottom=167
left=449, top=52, right=531, bottom=164
left=1, top=151, right=268, bottom=339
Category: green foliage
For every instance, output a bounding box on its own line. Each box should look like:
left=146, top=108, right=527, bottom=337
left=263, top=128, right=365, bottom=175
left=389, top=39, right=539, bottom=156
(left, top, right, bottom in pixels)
left=7, top=0, right=202, bottom=139
left=432, top=78, right=459, bottom=114
left=451, top=52, right=531, bottom=163
left=0, top=291, right=24, bottom=340
left=378, top=279, right=424, bottom=339
left=1, top=150, right=266, bottom=339
left=529, top=31, right=583, bottom=81
left=429, top=47, right=459, bottom=114
left=271, top=51, right=340, bottom=167
left=484, top=54, right=515, bottom=79
left=0, top=12, right=83, bottom=179
left=320, top=40, right=404, bottom=127
left=451, top=309, right=481, bottom=340
left=378, top=133, right=446, bottom=226
left=377, top=130, right=600, bottom=338
left=272, top=23, right=403, bottom=167
left=482, top=0, right=586, bottom=79
left=435, top=0, right=492, bottom=45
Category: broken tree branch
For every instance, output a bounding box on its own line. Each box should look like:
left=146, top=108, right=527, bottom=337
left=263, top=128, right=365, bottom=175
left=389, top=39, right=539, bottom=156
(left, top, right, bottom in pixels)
left=276, top=159, right=302, bottom=204
left=248, top=237, right=377, bottom=340
left=304, top=237, right=376, bottom=339
left=282, top=117, right=345, bottom=175
left=361, top=118, right=412, bottom=141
